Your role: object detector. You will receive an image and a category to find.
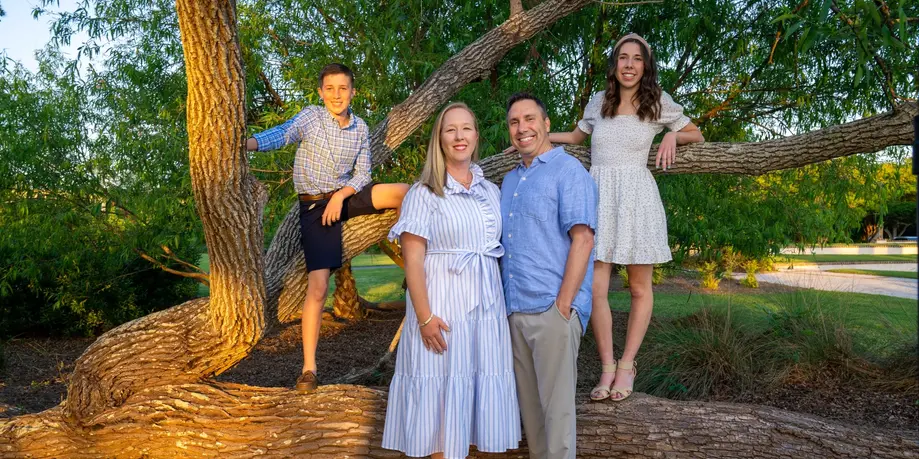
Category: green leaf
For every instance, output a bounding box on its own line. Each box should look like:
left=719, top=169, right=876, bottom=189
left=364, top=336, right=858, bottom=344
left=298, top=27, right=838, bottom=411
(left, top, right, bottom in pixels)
left=854, top=65, right=864, bottom=87
left=786, top=20, right=805, bottom=38
left=899, top=7, right=908, bottom=44
left=819, top=0, right=833, bottom=20
left=801, top=27, right=819, bottom=53
left=771, top=12, right=799, bottom=24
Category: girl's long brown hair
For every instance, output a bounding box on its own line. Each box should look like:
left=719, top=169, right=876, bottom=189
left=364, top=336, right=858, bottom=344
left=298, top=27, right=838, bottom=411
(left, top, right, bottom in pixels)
left=601, top=37, right=662, bottom=122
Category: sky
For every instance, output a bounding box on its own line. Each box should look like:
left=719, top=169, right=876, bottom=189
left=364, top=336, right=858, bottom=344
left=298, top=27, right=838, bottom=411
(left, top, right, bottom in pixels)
left=0, top=0, right=88, bottom=72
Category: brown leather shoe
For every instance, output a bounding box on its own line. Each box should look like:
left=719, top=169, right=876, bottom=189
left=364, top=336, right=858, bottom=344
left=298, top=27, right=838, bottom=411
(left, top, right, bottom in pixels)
left=295, top=371, right=319, bottom=393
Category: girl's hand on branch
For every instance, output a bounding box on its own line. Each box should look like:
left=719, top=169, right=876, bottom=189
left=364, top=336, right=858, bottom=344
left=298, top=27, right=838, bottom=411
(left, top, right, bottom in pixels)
left=656, top=132, right=677, bottom=170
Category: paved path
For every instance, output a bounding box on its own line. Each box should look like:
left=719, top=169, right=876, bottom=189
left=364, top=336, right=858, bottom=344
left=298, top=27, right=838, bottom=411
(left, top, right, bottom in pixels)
left=737, top=263, right=918, bottom=300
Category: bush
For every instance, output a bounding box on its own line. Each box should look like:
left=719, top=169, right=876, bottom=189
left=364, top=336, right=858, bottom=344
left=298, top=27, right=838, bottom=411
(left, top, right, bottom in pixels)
left=618, top=266, right=630, bottom=289
left=741, top=260, right=759, bottom=288
left=720, top=246, right=744, bottom=274
left=699, top=261, right=721, bottom=290
left=638, top=307, right=773, bottom=399
left=0, top=254, right=199, bottom=337
left=636, top=293, right=912, bottom=401
left=757, top=256, right=777, bottom=272
left=652, top=265, right=665, bottom=285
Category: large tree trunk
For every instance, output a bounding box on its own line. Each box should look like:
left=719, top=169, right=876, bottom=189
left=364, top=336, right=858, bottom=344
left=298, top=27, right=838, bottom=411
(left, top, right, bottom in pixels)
left=63, top=0, right=267, bottom=422
left=2, top=387, right=916, bottom=458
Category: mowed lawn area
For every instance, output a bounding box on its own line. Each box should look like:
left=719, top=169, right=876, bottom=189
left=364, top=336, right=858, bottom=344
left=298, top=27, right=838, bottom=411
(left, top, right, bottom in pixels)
left=780, top=254, right=916, bottom=263
left=197, top=253, right=403, bottom=303
left=197, top=253, right=916, bottom=350
left=826, top=269, right=917, bottom=279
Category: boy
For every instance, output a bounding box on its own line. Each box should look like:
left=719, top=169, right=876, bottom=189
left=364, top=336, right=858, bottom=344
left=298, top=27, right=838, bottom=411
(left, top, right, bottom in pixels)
left=247, top=63, right=408, bottom=392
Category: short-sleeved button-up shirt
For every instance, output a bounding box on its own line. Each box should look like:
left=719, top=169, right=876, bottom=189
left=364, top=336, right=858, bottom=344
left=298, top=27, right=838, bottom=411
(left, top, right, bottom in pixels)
left=500, top=146, right=598, bottom=333
left=253, top=105, right=371, bottom=195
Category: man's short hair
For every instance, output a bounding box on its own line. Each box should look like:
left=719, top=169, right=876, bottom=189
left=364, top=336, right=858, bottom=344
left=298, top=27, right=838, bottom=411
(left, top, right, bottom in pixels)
left=506, top=92, right=548, bottom=120
left=318, top=63, right=354, bottom=87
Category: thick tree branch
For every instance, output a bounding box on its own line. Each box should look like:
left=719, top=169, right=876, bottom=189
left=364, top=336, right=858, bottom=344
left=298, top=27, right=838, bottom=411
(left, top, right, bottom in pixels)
left=368, top=0, right=596, bottom=166
left=481, top=102, right=918, bottom=181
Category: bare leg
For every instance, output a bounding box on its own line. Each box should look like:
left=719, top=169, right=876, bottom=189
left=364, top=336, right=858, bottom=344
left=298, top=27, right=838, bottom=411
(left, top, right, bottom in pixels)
left=611, top=264, right=653, bottom=400
left=302, top=269, right=330, bottom=375
left=590, top=261, right=616, bottom=399
left=430, top=453, right=445, bottom=459
left=371, top=183, right=409, bottom=210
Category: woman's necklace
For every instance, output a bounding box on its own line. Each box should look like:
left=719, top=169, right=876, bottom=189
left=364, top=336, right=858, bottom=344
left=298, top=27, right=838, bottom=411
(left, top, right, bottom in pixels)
left=451, top=171, right=473, bottom=188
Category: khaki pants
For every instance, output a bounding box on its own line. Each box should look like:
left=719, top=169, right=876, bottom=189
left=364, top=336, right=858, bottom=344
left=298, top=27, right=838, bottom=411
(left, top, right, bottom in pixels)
left=509, top=306, right=581, bottom=459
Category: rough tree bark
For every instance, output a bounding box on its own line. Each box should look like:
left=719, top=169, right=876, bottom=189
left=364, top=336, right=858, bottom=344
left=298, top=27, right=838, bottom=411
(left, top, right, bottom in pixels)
left=3, top=386, right=916, bottom=458
left=332, top=262, right=367, bottom=320
left=479, top=101, right=919, bottom=183
left=62, top=0, right=268, bottom=423
left=2, top=0, right=918, bottom=456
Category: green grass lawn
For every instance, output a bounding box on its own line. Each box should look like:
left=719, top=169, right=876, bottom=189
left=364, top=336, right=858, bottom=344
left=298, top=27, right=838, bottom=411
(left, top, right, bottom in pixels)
left=196, top=253, right=398, bottom=298
left=826, top=269, right=917, bottom=279
left=780, top=254, right=916, bottom=263
left=331, top=266, right=405, bottom=305
left=609, top=290, right=917, bottom=350
left=351, top=253, right=397, bottom=267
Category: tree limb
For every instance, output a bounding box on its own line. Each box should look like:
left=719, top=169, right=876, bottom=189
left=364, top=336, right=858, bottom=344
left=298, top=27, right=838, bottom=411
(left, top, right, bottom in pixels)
left=480, top=101, right=918, bottom=181
left=136, top=249, right=210, bottom=285
left=368, top=0, right=597, bottom=166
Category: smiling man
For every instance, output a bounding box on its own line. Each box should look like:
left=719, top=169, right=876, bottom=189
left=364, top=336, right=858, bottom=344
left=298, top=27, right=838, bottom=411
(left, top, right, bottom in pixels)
left=501, top=92, right=598, bottom=459
left=246, top=63, right=408, bottom=393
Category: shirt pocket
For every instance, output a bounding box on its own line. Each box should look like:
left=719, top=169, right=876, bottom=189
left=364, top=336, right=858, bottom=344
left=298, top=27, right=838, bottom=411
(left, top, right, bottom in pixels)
left=520, top=192, right=554, bottom=222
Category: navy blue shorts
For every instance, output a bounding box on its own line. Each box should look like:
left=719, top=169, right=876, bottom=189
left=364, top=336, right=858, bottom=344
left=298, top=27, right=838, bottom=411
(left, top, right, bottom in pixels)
left=299, top=184, right=383, bottom=272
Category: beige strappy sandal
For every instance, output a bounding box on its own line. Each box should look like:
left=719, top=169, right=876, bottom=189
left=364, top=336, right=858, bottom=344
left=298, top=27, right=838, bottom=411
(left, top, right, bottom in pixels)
left=610, top=360, right=636, bottom=402
left=589, top=361, right=617, bottom=401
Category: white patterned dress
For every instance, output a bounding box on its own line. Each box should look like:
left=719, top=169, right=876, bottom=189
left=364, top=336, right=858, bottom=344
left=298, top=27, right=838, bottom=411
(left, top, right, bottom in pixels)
left=577, top=90, right=691, bottom=265
left=382, top=164, right=521, bottom=459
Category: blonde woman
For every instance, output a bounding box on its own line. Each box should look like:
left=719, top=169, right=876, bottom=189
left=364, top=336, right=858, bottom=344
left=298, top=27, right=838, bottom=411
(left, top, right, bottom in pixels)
left=382, top=103, right=521, bottom=458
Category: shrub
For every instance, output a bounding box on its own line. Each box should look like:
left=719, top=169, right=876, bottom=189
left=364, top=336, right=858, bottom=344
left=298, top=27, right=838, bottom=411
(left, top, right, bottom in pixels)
left=637, top=307, right=773, bottom=399
left=699, top=261, right=721, bottom=290
left=0, top=239, right=200, bottom=337
left=757, top=256, right=777, bottom=272
left=720, top=246, right=744, bottom=274
left=741, top=260, right=759, bottom=288
left=652, top=265, right=665, bottom=285
left=636, top=293, right=912, bottom=401
left=618, top=266, right=630, bottom=289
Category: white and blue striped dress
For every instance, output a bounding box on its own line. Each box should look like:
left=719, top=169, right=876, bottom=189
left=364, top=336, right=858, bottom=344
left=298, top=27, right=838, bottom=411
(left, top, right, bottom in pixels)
left=382, top=164, right=521, bottom=459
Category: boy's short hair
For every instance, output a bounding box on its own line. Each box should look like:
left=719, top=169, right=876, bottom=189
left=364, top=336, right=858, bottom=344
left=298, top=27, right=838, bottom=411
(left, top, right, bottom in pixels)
left=318, top=63, right=354, bottom=87
left=506, top=92, right=548, bottom=120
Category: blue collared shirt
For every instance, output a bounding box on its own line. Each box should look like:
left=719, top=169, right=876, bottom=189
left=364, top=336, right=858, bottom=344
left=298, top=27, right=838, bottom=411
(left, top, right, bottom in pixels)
left=500, top=146, right=598, bottom=333
left=253, top=105, right=372, bottom=195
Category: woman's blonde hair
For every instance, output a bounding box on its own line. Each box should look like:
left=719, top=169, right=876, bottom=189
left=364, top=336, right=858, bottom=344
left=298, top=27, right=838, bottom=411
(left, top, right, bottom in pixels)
left=419, top=102, right=480, bottom=197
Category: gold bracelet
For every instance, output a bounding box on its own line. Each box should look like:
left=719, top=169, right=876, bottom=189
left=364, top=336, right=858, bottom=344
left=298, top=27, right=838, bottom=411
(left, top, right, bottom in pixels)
left=419, top=313, right=434, bottom=328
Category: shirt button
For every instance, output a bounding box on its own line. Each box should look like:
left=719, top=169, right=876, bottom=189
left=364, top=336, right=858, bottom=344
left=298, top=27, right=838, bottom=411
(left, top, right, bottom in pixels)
left=522, top=177, right=527, bottom=181
left=509, top=213, right=513, bottom=217
left=509, top=274, right=513, bottom=279
left=508, top=234, right=512, bottom=238
left=508, top=254, right=512, bottom=259
left=513, top=193, right=518, bottom=197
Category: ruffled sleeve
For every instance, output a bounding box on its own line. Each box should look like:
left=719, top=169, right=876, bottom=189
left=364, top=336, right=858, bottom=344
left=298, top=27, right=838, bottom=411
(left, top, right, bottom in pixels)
left=388, top=183, right=436, bottom=242
left=576, top=91, right=605, bottom=135
left=656, top=91, right=691, bottom=132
